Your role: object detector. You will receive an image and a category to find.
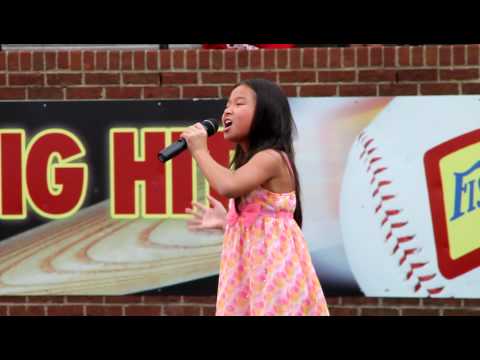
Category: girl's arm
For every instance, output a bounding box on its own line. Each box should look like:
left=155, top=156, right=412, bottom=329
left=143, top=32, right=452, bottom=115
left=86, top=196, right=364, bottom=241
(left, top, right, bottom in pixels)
left=181, top=123, right=280, bottom=198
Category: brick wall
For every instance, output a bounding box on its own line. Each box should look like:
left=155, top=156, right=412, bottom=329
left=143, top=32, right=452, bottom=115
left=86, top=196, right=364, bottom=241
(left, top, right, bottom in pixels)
left=0, top=45, right=479, bottom=316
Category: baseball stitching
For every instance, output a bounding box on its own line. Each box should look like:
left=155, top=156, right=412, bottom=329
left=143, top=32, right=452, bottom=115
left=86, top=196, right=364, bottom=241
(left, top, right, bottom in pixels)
left=357, top=131, right=444, bottom=296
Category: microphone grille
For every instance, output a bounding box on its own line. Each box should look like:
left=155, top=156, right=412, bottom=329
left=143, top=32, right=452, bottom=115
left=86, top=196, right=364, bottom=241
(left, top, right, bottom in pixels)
left=202, top=118, right=219, bottom=135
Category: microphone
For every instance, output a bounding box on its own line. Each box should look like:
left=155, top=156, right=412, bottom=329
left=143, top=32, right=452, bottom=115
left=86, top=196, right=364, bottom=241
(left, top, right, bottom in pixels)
left=158, top=118, right=219, bottom=162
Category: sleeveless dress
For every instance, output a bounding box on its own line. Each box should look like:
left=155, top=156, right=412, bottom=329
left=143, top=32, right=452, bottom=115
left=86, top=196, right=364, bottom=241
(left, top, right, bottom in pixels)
left=215, top=156, right=329, bottom=316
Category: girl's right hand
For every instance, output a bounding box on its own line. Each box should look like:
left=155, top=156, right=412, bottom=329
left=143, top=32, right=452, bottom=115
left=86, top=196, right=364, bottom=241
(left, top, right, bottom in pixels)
left=186, top=195, right=227, bottom=232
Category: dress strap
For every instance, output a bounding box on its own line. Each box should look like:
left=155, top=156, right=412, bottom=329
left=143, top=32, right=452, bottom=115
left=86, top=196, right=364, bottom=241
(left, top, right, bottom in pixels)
left=280, top=151, right=295, bottom=185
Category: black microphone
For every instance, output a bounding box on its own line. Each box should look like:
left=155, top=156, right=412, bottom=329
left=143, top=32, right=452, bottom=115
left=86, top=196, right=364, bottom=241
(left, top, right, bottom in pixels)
left=158, top=118, right=219, bottom=162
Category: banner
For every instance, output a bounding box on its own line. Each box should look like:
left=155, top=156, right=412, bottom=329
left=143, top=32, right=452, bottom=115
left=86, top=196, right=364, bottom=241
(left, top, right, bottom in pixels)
left=0, top=96, right=479, bottom=298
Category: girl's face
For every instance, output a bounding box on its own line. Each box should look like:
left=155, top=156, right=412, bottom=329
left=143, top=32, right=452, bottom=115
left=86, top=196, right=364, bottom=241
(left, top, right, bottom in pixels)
left=222, top=85, right=256, bottom=148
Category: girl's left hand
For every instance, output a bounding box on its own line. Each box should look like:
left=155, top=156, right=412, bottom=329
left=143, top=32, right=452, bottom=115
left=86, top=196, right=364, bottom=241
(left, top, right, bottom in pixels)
left=181, top=122, right=208, bottom=155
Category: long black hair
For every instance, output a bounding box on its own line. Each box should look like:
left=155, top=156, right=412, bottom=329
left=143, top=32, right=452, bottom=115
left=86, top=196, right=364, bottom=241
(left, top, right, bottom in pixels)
left=229, top=79, right=303, bottom=228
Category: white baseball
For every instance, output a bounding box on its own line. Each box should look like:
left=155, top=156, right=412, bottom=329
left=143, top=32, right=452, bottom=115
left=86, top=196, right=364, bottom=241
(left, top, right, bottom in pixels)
left=340, top=96, right=480, bottom=298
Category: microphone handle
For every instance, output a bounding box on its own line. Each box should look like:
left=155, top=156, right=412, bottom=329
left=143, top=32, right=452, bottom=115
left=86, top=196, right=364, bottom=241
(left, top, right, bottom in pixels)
left=158, top=138, right=187, bottom=162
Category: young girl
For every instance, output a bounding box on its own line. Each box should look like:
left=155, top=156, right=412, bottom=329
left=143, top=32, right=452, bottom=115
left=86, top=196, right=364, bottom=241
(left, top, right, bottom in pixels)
left=182, top=79, right=329, bottom=316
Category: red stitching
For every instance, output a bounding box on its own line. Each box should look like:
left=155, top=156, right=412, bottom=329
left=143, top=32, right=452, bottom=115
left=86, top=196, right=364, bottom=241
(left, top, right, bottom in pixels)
left=357, top=133, right=444, bottom=296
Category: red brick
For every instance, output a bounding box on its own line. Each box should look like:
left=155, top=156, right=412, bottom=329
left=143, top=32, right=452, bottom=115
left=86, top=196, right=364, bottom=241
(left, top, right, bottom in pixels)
left=121, top=51, right=133, bottom=70
left=412, top=46, right=423, bottom=66
left=20, top=51, right=32, bottom=71
left=85, top=73, right=120, bottom=85
left=105, top=87, right=142, bottom=99
left=45, top=52, right=56, bottom=70
left=339, top=84, right=377, bottom=96
left=161, top=72, right=198, bottom=85
left=439, top=46, right=452, bottom=66
left=201, top=72, right=237, bottom=84
left=109, top=51, right=120, bottom=70
left=173, top=49, right=185, bottom=69
left=237, top=50, right=248, bottom=68
left=361, top=308, right=400, bottom=316
left=221, top=85, right=236, bottom=97
left=58, top=51, right=69, bottom=69
left=47, top=305, right=84, bottom=316
left=83, top=51, right=94, bottom=71
left=462, top=299, right=480, bottom=307
left=277, top=49, right=288, bottom=69
left=444, top=309, right=480, bottom=316
left=9, top=306, right=45, bottom=316
left=212, top=51, right=224, bottom=70
left=289, top=48, right=301, bottom=69
left=0, top=306, right=7, bottom=315
left=104, top=295, right=143, bottom=304
left=397, top=69, right=437, bottom=82
left=164, top=305, right=201, bottom=316
left=186, top=49, right=198, bottom=69
left=198, top=50, right=210, bottom=69
left=26, top=298, right=62, bottom=306
left=123, top=73, right=160, bottom=85
left=0, top=74, right=5, bottom=86
left=66, top=296, right=104, bottom=304
left=70, top=51, right=81, bottom=70
left=9, top=74, right=44, bottom=86
left=86, top=306, right=123, bottom=316
left=316, top=48, right=328, bottom=68
left=143, top=86, right=180, bottom=99
left=401, top=308, right=440, bottom=316
left=134, top=50, right=145, bottom=70
left=329, top=307, right=359, bottom=316
left=7, top=52, right=19, bottom=71
left=453, top=45, right=466, bottom=65
left=147, top=50, right=159, bottom=70
left=398, top=47, right=410, bottom=66
left=224, top=50, right=236, bottom=70
left=299, top=85, right=336, bottom=96
left=240, top=71, right=277, bottom=82
left=381, top=298, right=421, bottom=306
left=202, top=307, right=216, bottom=316
left=250, top=50, right=262, bottom=69
left=359, top=69, right=396, bottom=82
left=384, top=47, right=395, bottom=67
left=28, top=87, right=64, bottom=99
left=0, top=88, right=26, bottom=99
left=280, top=85, right=297, bottom=97
left=341, top=297, right=380, bottom=305
left=33, top=52, right=45, bottom=71
left=329, top=48, right=341, bottom=68
left=264, top=49, right=275, bottom=68
left=66, top=87, right=103, bottom=99
left=96, top=51, right=108, bottom=70
left=342, top=47, right=355, bottom=68
left=422, top=298, right=462, bottom=307
left=379, top=84, right=418, bottom=96
left=143, top=296, right=182, bottom=304
left=47, top=73, right=83, bottom=86
left=0, top=52, right=5, bottom=70
left=318, top=70, right=355, bottom=82
left=370, top=46, right=383, bottom=66
left=421, top=83, right=459, bottom=95
left=124, top=305, right=162, bottom=316
left=183, top=296, right=216, bottom=305
left=279, top=71, right=316, bottom=83
left=302, top=48, right=315, bottom=68
left=0, top=296, right=28, bottom=303
left=160, top=50, right=172, bottom=69
left=183, top=86, right=219, bottom=98
left=440, top=69, right=479, bottom=80
left=356, top=47, right=368, bottom=67
left=425, top=45, right=438, bottom=66
left=462, top=83, right=480, bottom=94
left=467, top=45, right=479, bottom=65
left=325, top=297, right=341, bottom=305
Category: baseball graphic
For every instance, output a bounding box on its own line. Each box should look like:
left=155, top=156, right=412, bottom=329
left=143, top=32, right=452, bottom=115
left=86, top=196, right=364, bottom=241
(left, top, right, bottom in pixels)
left=340, top=96, right=480, bottom=298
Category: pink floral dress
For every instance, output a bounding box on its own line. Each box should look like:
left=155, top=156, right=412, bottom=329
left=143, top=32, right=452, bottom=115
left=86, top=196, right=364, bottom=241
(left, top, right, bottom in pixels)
left=215, top=183, right=330, bottom=316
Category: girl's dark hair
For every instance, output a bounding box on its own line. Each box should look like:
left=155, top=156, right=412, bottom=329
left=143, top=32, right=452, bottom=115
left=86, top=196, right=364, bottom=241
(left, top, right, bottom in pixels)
left=229, top=79, right=303, bottom=228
